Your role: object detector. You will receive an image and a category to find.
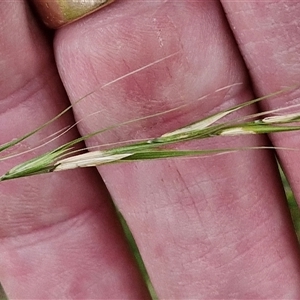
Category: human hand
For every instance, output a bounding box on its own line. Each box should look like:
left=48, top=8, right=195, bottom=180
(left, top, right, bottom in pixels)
left=1, top=1, right=300, bottom=298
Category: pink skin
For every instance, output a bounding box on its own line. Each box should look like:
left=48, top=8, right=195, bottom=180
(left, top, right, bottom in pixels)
left=0, top=0, right=300, bottom=298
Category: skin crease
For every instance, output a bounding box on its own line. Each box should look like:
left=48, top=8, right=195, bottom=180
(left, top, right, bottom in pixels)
left=0, top=0, right=300, bottom=299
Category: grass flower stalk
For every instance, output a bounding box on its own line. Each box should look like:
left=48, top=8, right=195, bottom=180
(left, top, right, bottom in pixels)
left=1, top=85, right=300, bottom=181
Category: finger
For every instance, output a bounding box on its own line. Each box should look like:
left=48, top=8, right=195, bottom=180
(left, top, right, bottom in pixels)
left=55, top=0, right=300, bottom=298
left=221, top=2, right=300, bottom=205
left=0, top=1, right=150, bottom=298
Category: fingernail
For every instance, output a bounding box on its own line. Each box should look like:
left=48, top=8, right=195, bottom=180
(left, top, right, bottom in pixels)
left=31, top=0, right=116, bottom=29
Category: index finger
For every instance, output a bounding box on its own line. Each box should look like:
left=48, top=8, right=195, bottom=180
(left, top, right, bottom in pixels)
left=0, top=1, right=150, bottom=298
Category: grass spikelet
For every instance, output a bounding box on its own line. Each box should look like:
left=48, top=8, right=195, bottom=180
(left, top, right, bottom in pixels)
left=1, top=83, right=300, bottom=181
